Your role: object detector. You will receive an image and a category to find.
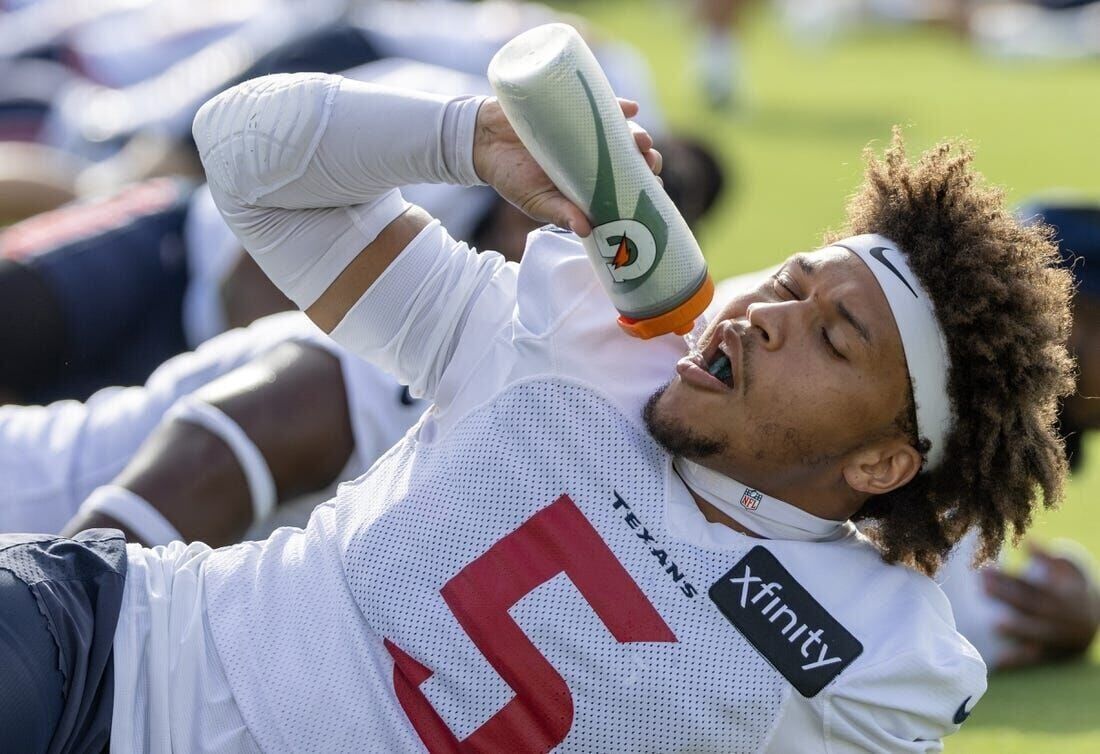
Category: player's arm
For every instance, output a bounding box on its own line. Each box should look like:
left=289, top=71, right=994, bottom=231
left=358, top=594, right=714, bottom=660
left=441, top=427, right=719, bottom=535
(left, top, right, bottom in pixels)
left=61, top=340, right=354, bottom=547
left=193, top=73, right=653, bottom=396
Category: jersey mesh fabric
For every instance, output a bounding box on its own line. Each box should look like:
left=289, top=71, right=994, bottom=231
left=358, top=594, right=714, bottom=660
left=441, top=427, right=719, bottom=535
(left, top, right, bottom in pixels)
left=343, top=379, right=786, bottom=752
left=206, top=378, right=785, bottom=752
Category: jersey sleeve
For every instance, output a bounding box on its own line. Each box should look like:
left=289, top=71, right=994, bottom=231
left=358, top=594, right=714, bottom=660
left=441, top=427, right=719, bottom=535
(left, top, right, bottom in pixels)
left=821, top=635, right=987, bottom=753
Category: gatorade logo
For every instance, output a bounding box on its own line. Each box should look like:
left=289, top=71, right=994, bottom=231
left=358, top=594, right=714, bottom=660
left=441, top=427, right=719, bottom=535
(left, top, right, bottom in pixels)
left=593, top=219, right=658, bottom=282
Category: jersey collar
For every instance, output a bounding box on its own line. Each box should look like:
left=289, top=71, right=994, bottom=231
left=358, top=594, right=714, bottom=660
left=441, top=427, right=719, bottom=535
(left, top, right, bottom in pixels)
left=673, top=458, right=853, bottom=543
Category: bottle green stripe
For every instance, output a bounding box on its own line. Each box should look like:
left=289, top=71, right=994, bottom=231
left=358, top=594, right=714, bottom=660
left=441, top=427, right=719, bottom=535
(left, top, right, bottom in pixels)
left=576, top=71, right=620, bottom=224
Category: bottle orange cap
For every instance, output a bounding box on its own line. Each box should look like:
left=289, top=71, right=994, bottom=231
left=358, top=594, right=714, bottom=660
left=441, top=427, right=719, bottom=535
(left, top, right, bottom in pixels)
left=617, top=275, right=715, bottom=339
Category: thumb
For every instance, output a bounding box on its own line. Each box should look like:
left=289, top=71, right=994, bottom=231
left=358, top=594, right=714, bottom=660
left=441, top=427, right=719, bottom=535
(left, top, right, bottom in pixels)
left=542, top=196, right=592, bottom=237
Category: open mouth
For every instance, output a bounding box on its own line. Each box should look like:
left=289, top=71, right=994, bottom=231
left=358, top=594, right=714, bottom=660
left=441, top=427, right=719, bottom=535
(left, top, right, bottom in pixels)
left=706, top=350, right=735, bottom=389
left=677, top=321, right=741, bottom=394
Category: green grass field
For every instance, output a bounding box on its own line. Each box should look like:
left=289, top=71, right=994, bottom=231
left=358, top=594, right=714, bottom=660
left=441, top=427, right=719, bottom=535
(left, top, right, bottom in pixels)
left=551, top=1, right=1100, bottom=750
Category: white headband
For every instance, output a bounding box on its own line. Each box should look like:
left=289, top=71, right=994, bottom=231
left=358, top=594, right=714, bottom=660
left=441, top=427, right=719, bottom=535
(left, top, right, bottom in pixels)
left=833, top=234, right=953, bottom=469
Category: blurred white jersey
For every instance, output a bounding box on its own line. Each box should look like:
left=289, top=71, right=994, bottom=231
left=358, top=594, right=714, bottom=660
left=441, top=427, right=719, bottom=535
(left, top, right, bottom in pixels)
left=355, top=0, right=665, bottom=134
left=0, top=311, right=423, bottom=535
left=114, top=228, right=985, bottom=752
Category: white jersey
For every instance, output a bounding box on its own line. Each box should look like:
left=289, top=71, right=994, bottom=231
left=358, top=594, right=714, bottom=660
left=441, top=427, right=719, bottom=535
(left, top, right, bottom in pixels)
left=0, top=311, right=423, bottom=535
left=114, top=228, right=985, bottom=752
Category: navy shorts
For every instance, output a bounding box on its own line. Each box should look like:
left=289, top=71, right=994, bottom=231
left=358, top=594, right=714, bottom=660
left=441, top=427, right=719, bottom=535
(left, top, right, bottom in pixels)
left=0, top=529, right=127, bottom=753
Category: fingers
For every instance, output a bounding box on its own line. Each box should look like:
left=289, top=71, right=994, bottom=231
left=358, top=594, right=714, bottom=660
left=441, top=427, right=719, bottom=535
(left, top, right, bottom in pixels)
left=618, top=98, right=639, bottom=118
left=983, top=569, right=1056, bottom=618
left=644, top=147, right=664, bottom=175
left=628, top=121, right=662, bottom=176
left=621, top=107, right=661, bottom=177
left=551, top=200, right=591, bottom=238
left=629, top=120, right=654, bottom=151
left=996, top=611, right=1059, bottom=644
left=1026, top=541, right=1054, bottom=560
left=1027, top=542, right=1090, bottom=584
left=995, top=640, right=1045, bottom=671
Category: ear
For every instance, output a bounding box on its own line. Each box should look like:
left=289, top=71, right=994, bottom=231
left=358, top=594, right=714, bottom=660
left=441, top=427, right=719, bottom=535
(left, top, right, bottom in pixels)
left=841, top=439, right=923, bottom=496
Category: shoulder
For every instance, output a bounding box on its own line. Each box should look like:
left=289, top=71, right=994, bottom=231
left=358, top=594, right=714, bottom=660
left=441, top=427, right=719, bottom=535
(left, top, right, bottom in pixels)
left=782, top=533, right=976, bottom=666
left=511, top=227, right=687, bottom=414
left=768, top=537, right=986, bottom=750
left=513, top=226, right=608, bottom=337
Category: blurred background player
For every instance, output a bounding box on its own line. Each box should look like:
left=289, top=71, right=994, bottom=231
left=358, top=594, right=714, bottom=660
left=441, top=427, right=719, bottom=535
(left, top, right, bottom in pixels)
left=0, top=14, right=710, bottom=403
left=0, top=309, right=421, bottom=543
left=0, top=143, right=720, bottom=406
left=0, top=0, right=665, bottom=220
left=938, top=196, right=1100, bottom=670
left=693, top=0, right=754, bottom=108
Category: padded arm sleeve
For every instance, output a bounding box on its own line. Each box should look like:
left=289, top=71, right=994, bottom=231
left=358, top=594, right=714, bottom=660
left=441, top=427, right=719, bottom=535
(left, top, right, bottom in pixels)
left=193, top=72, right=485, bottom=308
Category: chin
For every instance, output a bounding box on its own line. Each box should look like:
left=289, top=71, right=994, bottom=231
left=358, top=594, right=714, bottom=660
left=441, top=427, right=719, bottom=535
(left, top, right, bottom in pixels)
left=642, top=381, right=728, bottom=460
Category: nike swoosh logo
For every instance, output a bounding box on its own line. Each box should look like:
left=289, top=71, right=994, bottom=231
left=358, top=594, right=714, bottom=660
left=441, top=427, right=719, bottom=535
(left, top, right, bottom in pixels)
left=953, top=696, right=973, bottom=725
left=868, top=246, right=918, bottom=298
left=576, top=70, right=620, bottom=224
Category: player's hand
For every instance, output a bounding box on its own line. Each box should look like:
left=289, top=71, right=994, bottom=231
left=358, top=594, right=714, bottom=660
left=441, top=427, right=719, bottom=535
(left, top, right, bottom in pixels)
left=472, top=98, right=661, bottom=237
left=982, top=542, right=1100, bottom=669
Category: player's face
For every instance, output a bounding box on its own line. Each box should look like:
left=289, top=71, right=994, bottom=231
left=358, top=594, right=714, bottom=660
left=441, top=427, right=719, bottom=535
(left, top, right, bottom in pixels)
left=644, top=245, right=913, bottom=498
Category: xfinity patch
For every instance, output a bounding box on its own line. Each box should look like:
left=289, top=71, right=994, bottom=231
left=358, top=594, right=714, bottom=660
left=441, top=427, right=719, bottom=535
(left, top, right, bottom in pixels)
left=709, top=546, right=863, bottom=698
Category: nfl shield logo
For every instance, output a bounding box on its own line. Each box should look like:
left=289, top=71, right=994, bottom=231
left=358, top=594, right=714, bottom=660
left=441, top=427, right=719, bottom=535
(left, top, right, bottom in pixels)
left=740, top=488, right=763, bottom=511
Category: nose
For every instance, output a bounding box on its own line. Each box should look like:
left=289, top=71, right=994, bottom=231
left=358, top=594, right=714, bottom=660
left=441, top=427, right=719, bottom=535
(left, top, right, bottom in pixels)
left=745, top=301, right=785, bottom=350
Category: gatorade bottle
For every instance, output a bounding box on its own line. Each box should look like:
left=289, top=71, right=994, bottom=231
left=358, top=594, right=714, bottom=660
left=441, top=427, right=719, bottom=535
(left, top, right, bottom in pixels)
left=488, top=23, right=713, bottom=339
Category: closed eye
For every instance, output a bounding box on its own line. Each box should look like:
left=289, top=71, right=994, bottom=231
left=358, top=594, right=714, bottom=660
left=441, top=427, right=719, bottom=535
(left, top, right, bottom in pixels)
left=822, top=327, right=845, bottom=360
left=772, top=273, right=799, bottom=300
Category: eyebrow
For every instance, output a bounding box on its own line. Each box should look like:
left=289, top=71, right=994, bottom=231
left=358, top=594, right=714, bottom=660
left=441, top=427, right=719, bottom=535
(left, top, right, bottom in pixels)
left=792, top=254, right=873, bottom=347
left=795, top=255, right=820, bottom=275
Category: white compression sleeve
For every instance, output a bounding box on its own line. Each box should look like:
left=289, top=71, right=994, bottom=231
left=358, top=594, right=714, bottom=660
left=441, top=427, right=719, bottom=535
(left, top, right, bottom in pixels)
left=164, top=396, right=277, bottom=522
left=193, top=72, right=486, bottom=308
left=79, top=485, right=182, bottom=547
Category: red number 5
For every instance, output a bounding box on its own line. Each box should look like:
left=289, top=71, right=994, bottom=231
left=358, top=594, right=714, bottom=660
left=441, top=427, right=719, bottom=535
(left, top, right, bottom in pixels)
left=385, top=494, right=676, bottom=753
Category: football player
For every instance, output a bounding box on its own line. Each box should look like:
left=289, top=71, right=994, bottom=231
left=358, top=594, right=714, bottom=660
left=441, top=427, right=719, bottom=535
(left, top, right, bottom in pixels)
left=0, top=72, right=1073, bottom=751
left=4, top=193, right=1087, bottom=680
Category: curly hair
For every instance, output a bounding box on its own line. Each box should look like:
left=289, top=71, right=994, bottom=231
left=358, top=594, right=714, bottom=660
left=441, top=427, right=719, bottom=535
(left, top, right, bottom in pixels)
left=828, top=129, right=1075, bottom=575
